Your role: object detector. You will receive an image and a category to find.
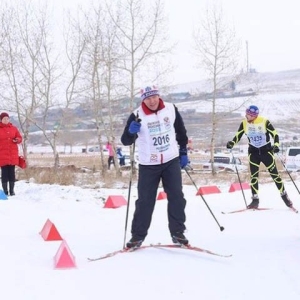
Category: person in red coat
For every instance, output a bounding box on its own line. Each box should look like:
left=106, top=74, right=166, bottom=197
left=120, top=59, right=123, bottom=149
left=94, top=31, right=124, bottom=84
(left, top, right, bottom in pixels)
left=0, top=112, right=23, bottom=196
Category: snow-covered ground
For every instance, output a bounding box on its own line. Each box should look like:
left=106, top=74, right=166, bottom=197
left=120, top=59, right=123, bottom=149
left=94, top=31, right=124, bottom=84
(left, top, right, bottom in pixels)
left=2, top=69, right=300, bottom=299
left=1, top=179, right=300, bottom=299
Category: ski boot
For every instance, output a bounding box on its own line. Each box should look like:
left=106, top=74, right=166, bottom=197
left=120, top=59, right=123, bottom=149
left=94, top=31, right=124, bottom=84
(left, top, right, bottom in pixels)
left=247, top=194, right=259, bottom=209
left=126, top=237, right=144, bottom=249
left=172, top=232, right=189, bottom=246
left=281, top=191, right=293, bottom=208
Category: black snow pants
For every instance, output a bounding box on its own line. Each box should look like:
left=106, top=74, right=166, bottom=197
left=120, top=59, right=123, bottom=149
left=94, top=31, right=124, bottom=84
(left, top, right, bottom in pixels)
left=131, top=157, right=186, bottom=240
left=249, top=150, right=285, bottom=195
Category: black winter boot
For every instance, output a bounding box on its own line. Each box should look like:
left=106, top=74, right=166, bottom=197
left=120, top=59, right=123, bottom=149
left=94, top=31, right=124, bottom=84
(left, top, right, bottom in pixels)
left=281, top=191, right=293, bottom=207
left=126, top=237, right=144, bottom=249
left=171, top=232, right=189, bottom=245
left=2, top=182, right=8, bottom=196
left=9, top=181, right=15, bottom=196
left=247, top=194, right=259, bottom=209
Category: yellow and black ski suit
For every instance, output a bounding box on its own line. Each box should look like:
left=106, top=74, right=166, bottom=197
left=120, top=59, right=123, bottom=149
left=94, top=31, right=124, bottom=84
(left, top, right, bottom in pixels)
left=230, top=116, right=285, bottom=196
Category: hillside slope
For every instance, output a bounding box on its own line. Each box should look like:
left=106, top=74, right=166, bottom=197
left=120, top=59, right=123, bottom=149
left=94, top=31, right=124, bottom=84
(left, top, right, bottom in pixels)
left=172, top=69, right=300, bottom=148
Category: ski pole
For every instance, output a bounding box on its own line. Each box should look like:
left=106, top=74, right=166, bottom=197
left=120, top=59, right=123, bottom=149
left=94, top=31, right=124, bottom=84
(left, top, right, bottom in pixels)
left=184, top=168, right=225, bottom=231
left=276, top=153, right=300, bottom=194
left=122, top=140, right=136, bottom=249
left=230, top=151, right=248, bottom=208
left=122, top=113, right=141, bottom=249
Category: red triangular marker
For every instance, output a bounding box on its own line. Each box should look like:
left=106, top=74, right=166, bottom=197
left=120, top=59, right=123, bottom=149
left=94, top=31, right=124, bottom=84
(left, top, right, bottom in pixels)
left=54, top=240, right=76, bottom=269
left=157, top=191, right=167, bottom=200
left=197, top=186, right=221, bottom=195
left=39, top=219, right=63, bottom=241
left=104, top=195, right=127, bottom=208
left=229, top=182, right=250, bottom=192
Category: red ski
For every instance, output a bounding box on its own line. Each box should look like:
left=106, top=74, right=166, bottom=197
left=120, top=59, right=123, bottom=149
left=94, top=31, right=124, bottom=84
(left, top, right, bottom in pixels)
left=222, top=208, right=272, bottom=214
left=289, top=206, right=298, bottom=213
left=87, top=243, right=232, bottom=261
left=222, top=206, right=298, bottom=214
left=150, top=244, right=232, bottom=258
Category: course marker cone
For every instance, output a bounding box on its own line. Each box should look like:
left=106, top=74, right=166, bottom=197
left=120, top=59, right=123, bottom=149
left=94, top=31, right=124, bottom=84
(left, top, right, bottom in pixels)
left=40, top=219, right=63, bottom=241
left=104, top=195, right=127, bottom=208
left=197, top=185, right=221, bottom=195
left=229, top=182, right=250, bottom=192
left=157, top=191, right=167, bottom=200
left=0, top=190, right=8, bottom=200
left=54, top=240, right=76, bottom=269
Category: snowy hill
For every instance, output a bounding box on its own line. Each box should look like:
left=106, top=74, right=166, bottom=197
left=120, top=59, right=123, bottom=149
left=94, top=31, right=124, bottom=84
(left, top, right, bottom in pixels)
left=167, top=69, right=300, bottom=147
left=1, top=71, right=300, bottom=300
left=170, top=69, right=300, bottom=94
left=1, top=179, right=300, bottom=299
left=19, top=69, right=300, bottom=150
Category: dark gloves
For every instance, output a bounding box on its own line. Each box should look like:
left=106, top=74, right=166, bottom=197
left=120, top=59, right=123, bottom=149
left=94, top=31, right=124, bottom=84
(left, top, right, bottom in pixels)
left=226, top=141, right=234, bottom=149
left=128, top=121, right=141, bottom=134
left=179, top=147, right=188, bottom=169
left=272, top=145, right=280, bottom=153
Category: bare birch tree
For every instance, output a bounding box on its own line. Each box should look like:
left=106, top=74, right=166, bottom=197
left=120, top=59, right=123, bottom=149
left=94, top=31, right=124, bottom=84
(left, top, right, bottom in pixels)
left=0, top=3, right=60, bottom=164
left=193, top=2, right=241, bottom=174
left=109, top=0, right=170, bottom=108
left=0, top=2, right=89, bottom=168
left=74, top=3, right=124, bottom=175
left=107, top=0, right=171, bottom=168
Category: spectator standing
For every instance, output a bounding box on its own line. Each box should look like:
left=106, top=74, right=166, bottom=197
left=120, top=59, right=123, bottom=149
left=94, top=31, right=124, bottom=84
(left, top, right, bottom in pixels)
left=0, top=112, right=23, bottom=196
left=116, top=147, right=125, bottom=166
left=106, top=142, right=115, bottom=170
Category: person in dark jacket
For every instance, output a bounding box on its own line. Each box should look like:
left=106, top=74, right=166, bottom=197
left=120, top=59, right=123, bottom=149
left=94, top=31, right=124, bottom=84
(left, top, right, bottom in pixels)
left=121, top=85, right=189, bottom=249
left=0, top=112, right=23, bottom=196
left=226, top=105, right=293, bottom=209
left=116, top=147, right=125, bottom=166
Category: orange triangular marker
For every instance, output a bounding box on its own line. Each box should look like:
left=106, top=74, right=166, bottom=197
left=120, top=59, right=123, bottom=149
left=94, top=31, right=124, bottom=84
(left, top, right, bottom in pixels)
left=229, top=182, right=250, bottom=192
left=54, top=240, right=76, bottom=269
left=157, top=191, right=167, bottom=200
left=39, top=219, right=63, bottom=241
left=196, top=185, right=221, bottom=195
left=104, top=195, right=127, bottom=208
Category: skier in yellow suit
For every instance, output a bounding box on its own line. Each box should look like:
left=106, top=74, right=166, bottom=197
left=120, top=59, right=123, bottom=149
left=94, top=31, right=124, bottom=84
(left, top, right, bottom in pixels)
left=226, top=105, right=293, bottom=209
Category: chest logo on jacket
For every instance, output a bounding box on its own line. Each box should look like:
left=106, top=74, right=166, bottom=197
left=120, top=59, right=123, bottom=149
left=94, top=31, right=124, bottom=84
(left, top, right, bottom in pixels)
left=164, top=117, right=171, bottom=130
left=148, top=121, right=160, bottom=134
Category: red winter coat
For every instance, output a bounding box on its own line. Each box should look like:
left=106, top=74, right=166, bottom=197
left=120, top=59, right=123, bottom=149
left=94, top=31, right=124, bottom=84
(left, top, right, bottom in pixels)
left=0, top=122, right=22, bottom=167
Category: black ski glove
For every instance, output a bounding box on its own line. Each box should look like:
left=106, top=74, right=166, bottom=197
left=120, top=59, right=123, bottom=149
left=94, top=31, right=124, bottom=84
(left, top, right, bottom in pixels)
left=272, top=145, right=280, bottom=153
left=226, top=141, right=234, bottom=149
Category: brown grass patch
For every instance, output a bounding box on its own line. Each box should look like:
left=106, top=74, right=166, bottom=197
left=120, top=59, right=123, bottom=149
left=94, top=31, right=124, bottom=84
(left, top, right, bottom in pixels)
left=15, top=153, right=297, bottom=188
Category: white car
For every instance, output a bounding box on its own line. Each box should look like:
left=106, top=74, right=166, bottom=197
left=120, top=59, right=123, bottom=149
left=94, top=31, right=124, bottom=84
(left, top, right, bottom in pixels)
left=202, top=154, right=248, bottom=173
left=88, top=146, right=107, bottom=152
left=285, top=147, right=300, bottom=172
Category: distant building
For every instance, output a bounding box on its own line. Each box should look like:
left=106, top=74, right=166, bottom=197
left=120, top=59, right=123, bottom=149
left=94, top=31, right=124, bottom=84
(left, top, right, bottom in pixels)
left=167, top=92, right=191, bottom=102
left=249, top=68, right=257, bottom=73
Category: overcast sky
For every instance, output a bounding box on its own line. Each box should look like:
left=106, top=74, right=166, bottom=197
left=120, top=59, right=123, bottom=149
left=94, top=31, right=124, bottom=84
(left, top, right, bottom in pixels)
left=164, top=0, right=300, bottom=84
left=25, top=0, right=300, bottom=84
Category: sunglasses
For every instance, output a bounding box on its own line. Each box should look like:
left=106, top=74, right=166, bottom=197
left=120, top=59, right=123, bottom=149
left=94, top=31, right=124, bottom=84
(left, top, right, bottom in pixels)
left=246, top=108, right=258, bottom=116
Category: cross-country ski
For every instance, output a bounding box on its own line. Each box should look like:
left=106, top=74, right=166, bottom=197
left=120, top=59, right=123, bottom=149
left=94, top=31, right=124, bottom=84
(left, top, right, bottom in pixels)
left=87, top=243, right=232, bottom=261
left=222, top=207, right=298, bottom=214
left=222, top=208, right=272, bottom=214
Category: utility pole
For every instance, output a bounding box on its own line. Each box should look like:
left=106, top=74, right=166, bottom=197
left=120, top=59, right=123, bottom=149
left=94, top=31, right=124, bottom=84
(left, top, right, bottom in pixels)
left=246, top=40, right=249, bottom=73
